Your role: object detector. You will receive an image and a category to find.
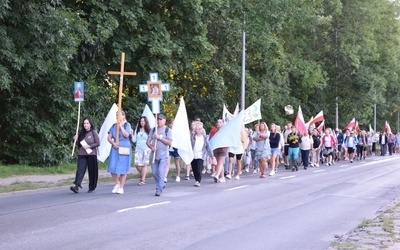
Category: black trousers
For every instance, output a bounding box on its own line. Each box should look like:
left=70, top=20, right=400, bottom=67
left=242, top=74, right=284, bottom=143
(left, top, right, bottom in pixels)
left=74, top=155, right=98, bottom=190
left=191, top=158, right=204, bottom=182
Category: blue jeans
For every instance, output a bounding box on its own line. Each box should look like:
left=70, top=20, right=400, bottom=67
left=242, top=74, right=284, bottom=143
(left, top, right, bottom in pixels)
left=151, top=157, right=168, bottom=192
left=288, top=147, right=300, bottom=167
left=381, top=144, right=387, bottom=156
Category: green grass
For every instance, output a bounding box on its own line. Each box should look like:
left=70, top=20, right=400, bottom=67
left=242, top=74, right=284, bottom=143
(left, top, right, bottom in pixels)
left=0, top=172, right=141, bottom=193
left=358, top=219, right=375, bottom=228
left=0, top=162, right=108, bottom=178
left=330, top=240, right=363, bottom=250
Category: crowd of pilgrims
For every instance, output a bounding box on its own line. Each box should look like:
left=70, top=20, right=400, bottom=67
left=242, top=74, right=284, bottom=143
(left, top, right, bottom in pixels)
left=136, top=117, right=400, bottom=185
left=70, top=114, right=400, bottom=195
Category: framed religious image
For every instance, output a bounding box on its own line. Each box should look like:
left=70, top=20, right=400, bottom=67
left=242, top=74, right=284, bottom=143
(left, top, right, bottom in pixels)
left=147, top=81, right=162, bottom=99
left=74, top=81, right=84, bottom=102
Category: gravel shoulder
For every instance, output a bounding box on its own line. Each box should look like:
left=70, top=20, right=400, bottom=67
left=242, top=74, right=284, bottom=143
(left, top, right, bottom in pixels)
left=328, top=195, right=400, bottom=249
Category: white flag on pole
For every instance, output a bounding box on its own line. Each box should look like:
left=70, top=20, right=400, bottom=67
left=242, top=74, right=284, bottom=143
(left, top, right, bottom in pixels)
left=171, top=97, right=194, bottom=164
left=243, top=99, right=262, bottom=124
left=210, top=111, right=244, bottom=151
left=97, top=103, right=118, bottom=162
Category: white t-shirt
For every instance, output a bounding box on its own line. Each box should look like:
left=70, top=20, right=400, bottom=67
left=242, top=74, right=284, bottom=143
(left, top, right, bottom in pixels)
left=193, top=135, right=204, bottom=159
left=324, top=135, right=332, bottom=148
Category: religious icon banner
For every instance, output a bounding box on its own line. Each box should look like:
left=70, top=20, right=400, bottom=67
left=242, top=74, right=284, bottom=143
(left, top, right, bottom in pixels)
left=74, top=82, right=84, bottom=102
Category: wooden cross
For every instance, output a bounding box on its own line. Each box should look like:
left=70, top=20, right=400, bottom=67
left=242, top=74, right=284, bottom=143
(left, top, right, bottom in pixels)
left=108, top=52, right=137, bottom=144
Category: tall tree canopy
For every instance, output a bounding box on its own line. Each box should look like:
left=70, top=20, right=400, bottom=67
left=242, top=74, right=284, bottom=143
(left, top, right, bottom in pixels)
left=1, top=0, right=400, bottom=165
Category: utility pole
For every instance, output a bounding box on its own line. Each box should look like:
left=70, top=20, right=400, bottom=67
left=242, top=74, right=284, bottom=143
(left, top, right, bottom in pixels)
left=241, top=21, right=246, bottom=111
left=335, top=30, right=339, bottom=129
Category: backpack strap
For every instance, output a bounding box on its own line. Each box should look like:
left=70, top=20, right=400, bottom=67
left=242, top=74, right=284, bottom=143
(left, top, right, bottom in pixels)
left=153, top=127, right=169, bottom=136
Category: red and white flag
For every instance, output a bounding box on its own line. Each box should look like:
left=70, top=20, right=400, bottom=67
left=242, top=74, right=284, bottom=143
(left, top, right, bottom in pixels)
left=355, top=121, right=360, bottom=132
left=309, top=110, right=324, bottom=127
left=346, top=118, right=356, bottom=129
left=385, top=121, right=392, bottom=134
left=294, top=105, right=307, bottom=135
left=317, top=120, right=325, bottom=132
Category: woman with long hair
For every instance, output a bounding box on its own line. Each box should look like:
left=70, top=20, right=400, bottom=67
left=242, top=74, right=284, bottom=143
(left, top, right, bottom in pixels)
left=210, top=119, right=228, bottom=183
left=268, top=123, right=280, bottom=176
left=70, top=118, right=100, bottom=193
left=132, top=116, right=151, bottom=185
left=253, top=122, right=271, bottom=178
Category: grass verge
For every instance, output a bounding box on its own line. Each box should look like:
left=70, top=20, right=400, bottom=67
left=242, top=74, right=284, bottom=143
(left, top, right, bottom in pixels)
left=0, top=162, right=108, bottom=178
left=0, top=172, right=145, bottom=193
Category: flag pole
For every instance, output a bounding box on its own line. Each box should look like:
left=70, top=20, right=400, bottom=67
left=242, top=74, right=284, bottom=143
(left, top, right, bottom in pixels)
left=71, top=101, right=81, bottom=156
left=152, top=113, right=158, bottom=164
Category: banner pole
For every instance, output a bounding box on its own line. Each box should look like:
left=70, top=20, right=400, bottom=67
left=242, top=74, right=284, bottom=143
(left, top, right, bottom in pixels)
left=71, top=101, right=81, bottom=156
left=152, top=113, right=158, bottom=164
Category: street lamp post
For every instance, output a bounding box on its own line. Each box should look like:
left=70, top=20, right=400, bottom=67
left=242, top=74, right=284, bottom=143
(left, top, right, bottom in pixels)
left=241, top=20, right=246, bottom=111
left=335, top=30, right=339, bottom=130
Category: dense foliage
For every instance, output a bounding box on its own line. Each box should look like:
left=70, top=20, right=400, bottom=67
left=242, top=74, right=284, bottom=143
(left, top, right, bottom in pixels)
left=1, top=0, right=400, bottom=165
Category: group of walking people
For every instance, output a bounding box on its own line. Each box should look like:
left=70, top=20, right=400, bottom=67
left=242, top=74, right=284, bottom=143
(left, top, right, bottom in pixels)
left=69, top=110, right=400, bottom=196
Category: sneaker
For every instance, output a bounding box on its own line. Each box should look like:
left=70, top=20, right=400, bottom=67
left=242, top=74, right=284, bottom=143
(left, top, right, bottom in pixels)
left=213, top=176, right=219, bottom=183
left=225, top=174, right=232, bottom=179
left=112, top=184, right=120, bottom=194
left=326, top=163, right=329, bottom=166
left=194, top=181, right=201, bottom=187
left=245, top=167, right=249, bottom=173
left=201, top=170, right=206, bottom=174
left=350, top=160, right=353, bottom=163
left=219, top=177, right=226, bottom=183
left=116, top=187, right=124, bottom=194
left=310, top=163, right=314, bottom=167
left=316, top=164, right=319, bottom=167
left=253, top=169, right=258, bottom=174
left=87, top=189, right=95, bottom=193
left=70, top=185, right=79, bottom=193
left=185, top=176, right=190, bottom=180
left=210, top=173, right=215, bottom=177
left=269, top=170, right=275, bottom=176
left=175, top=176, right=181, bottom=182
left=155, top=191, right=161, bottom=196
left=164, top=177, right=168, bottom=183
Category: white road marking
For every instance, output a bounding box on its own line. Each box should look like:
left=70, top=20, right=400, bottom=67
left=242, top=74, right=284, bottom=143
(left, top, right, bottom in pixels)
left=225, top=185, right=250, bottom=191
left=280, top=176, right=296, bottom=179
left=117, top=201, right=171, bottom=213
left=313, top=170, right=325, bottom=173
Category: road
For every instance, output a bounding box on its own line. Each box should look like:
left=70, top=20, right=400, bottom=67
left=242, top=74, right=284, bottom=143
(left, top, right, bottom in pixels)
left=1, top=155, right=399, bottom=250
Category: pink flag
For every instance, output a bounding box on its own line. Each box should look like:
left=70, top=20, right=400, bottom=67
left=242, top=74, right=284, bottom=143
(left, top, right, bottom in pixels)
left=346, top=118, right=356, bottom=129
left=309, top=110, right=324, bottom=127
left=294, top=105, right=307, bottom=135
left=385, top=121, right=392, bottom=134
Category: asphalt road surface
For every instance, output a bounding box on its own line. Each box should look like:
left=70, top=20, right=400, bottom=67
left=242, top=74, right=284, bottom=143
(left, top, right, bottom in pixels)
left=1, top=155, right=399, bottom=250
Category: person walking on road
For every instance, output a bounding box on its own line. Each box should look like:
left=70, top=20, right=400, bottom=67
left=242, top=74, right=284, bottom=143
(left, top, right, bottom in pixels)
left=147, top=114, right=173, bottom=196
left=132, top=116, right=151, bottom=186
left=70, top=118, right=100, bottom=194
left=190, top=122, right=213, bottom=187
left=107, top=110, right=132, bottom=195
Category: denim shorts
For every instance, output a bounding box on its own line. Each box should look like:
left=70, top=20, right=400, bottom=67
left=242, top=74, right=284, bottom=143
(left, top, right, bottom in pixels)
left=169, top=148, right=180, bottom=158
left=271, top=147, right=280, bottom=155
